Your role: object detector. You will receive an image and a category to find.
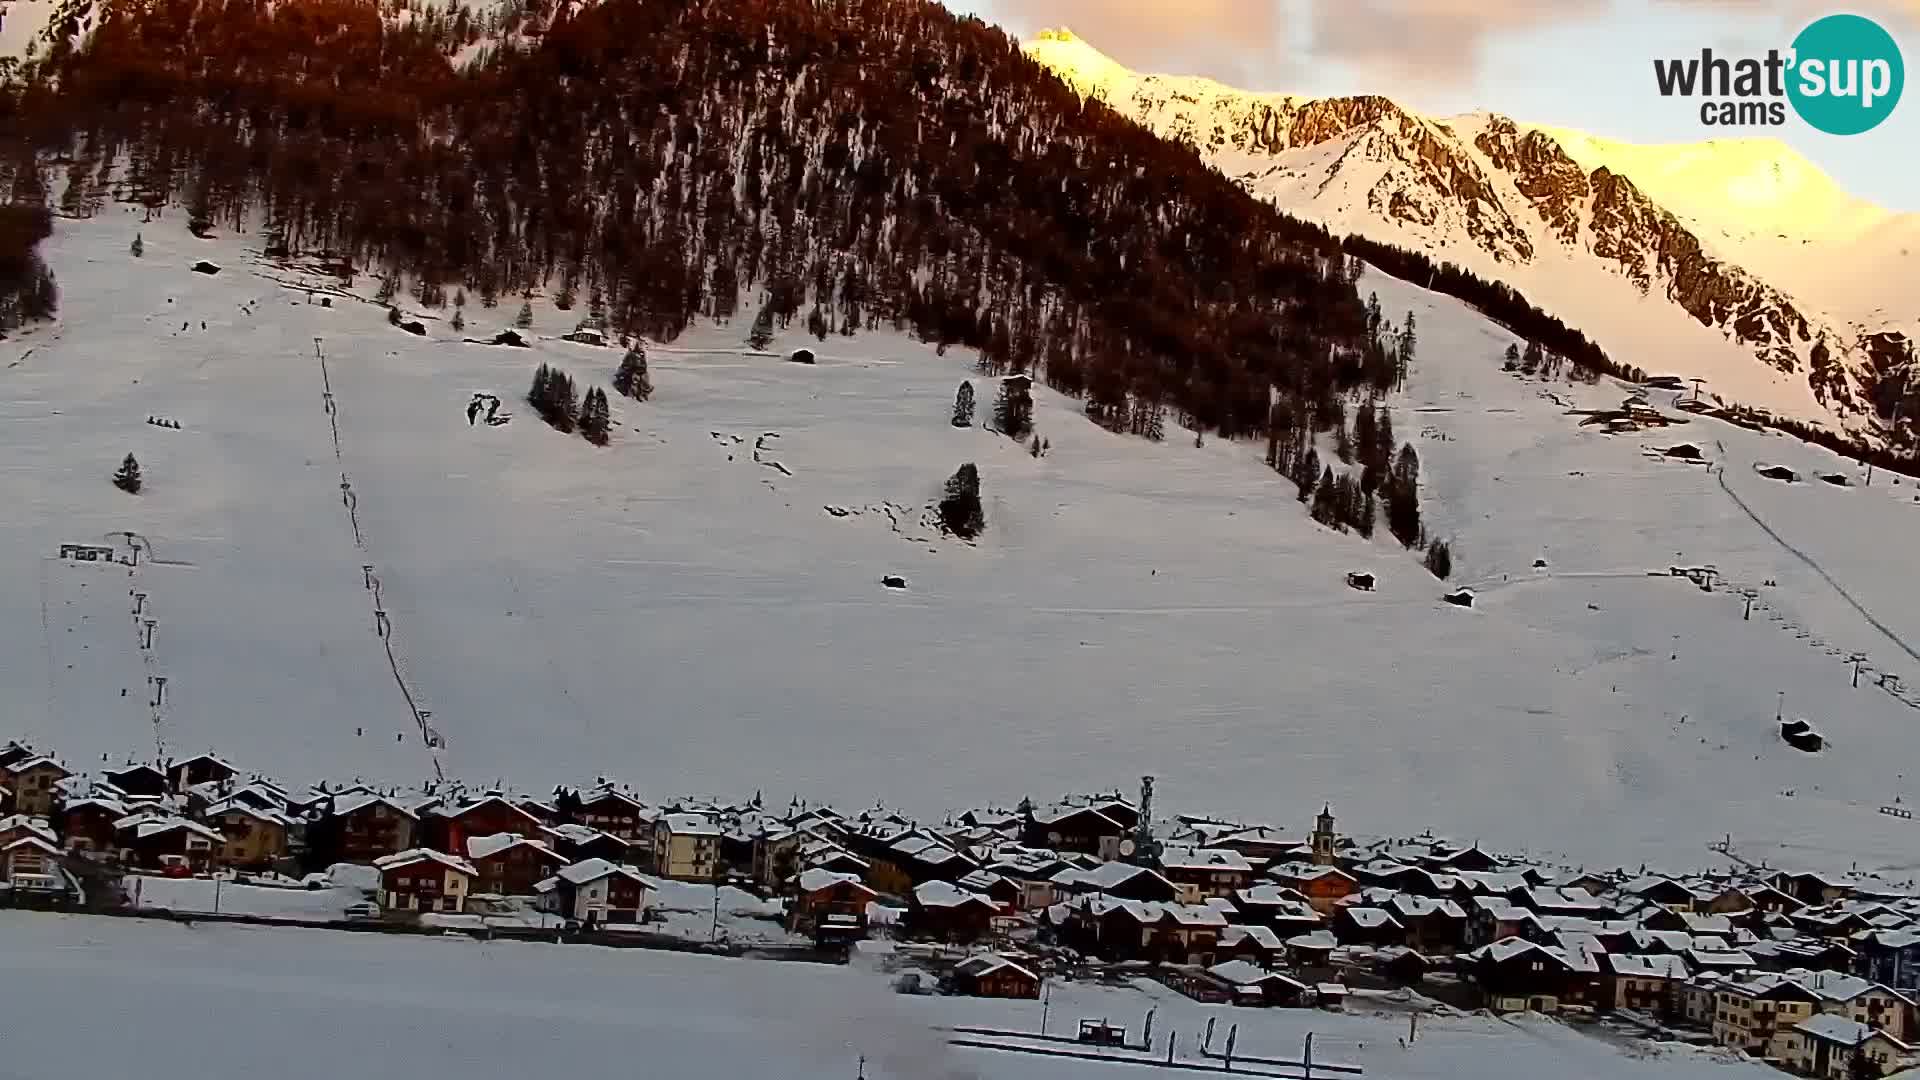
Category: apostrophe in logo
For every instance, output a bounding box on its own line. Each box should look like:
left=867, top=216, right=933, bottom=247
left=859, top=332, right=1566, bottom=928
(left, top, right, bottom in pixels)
left=1788, top=14, right=1903, bottom=135
left=1652, top=12, right=1904, bottom=133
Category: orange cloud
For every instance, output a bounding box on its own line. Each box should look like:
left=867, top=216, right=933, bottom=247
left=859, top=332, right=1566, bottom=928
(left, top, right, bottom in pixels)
left=1305, top=0, right=1601, bottom=87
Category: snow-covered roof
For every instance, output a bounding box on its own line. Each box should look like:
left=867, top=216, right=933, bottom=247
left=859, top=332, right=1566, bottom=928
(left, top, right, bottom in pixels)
left=553, top=858, right=649, bottom=887
left=332, top=792, right=419, bottom=820
left=449, top=795, right=543, bottom=824
left=374, top=848, right=477, bottom=876
left=204, top=800, right=295, bottom=827
left=1287, top=930, right=1339, bottom=950
left=796, top=868, right=874, bottom=896
left=2, top=835, right=62, bottom=857
left=548, top=822, right=623, bottom=845
left=1164, top=903, right=1229, bottom=928
left=467, top=833, right=559, bottom=861
left=1388, top=894, right=1466, bottom=920
left=0, top=815, right=57, bottom=842
left=1269, top=861, right=1355, bottom=883
left=1474, top=938, right=1533, bottom=964
left=1341, top=907, right=1403, bottom=930
left=3, top=756, right=66, bottom=775
left=120, top=815, right=223, bottom=842
left=1221, top=924, right=1284, bottom=951
left=953, top=954, right=1037, bottom=981
left=1208, top=959, right=1303, bottom=989
left=1794, top=1013, right=1893, bottom=1048
left=1680, top=912, right=1733, bottom=934
left=1158, top=847, right=1253, bottom=874
left=1606, top=954, right=1689, bottom=979
left=913, top=880, right=992, bottom=909
left=660, top=813, right=721, bottom=837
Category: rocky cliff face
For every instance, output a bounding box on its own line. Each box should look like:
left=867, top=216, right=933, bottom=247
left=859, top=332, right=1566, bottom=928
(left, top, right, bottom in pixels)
left=1027, top=32, right=1911, bottom=440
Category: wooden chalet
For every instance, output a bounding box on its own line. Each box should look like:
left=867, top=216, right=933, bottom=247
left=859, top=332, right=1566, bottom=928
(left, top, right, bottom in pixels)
left=375, top=848, right=477, bottom=914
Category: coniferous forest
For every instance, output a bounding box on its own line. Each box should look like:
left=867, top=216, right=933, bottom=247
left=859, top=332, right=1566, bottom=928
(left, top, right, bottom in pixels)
left=1, top=0, right=1381, bottom=444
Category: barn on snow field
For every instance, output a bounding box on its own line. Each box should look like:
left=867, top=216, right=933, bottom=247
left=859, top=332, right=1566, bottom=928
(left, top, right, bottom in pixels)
left=1346, top=573, right=1375, bottom=592
left=191, top=260, right=221, bottom=275
left=790, top=348, right=816, bottom=365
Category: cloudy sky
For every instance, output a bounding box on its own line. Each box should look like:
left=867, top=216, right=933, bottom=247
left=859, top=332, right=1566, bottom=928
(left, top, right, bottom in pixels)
left=938, top=0, right=1918, bottom=210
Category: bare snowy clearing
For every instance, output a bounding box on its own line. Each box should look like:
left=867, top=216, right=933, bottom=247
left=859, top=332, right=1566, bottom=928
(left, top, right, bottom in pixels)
left=4, top=211, right=1920, bottom=873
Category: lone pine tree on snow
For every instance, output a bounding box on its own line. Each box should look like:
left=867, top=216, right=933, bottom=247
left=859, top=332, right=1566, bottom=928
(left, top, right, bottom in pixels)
left=112, top=453, right=142, bottom=494
left=952, top=381, right=975, bottom=427
left=747, top=303, right=776, bottom=351
left=613, top=344, right=652, bottom=401
left=992, top=378, right=1032, bottom=441
left=578, top=387, right=611, bottom=446
left=515, top=300, right=535, bottom=330
left=129, top=232, right=143, bottom=257
left=938, top=463, right=986, bottom=540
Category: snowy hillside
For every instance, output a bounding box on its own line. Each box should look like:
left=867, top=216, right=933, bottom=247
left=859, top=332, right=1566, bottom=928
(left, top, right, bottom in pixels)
left=1023, top=30, right=1917, bottom=442
left=9, top=210, right=1920, bottom=875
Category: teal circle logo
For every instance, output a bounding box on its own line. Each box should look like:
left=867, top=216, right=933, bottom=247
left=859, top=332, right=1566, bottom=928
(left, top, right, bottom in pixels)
left=1788, top=14, right=1904, bottom=135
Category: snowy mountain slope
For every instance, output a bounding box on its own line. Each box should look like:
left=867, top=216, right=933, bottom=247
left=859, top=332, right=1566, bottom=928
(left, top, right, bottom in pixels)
left=1023, top=30, right=1917, bottom=441
left=10, top=210, right=1920, bottom=874
left=1539, top=129, right=1920, bottom=348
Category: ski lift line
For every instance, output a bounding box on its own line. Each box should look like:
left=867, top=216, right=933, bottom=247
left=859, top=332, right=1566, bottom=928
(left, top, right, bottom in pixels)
left=1716, top=464, right=1920, bottom=668
left=313, top=339, right=444, bottom=783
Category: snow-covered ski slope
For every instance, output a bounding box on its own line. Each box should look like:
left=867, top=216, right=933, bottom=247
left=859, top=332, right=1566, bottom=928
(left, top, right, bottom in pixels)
left=7, top=210, right=1920, bottom=872
left=0, top=911, right=1784, bottom=1080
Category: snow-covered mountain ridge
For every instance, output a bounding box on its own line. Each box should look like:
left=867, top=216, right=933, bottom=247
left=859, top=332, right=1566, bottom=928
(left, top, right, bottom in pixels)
left=1024, top=30, right=1918, bottom=443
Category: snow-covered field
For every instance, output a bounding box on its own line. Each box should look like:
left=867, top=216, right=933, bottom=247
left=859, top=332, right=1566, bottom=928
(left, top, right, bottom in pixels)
left=125, top=874, right=368, bottom=921
left=5, top=210, right=1920, bottom=874
left=0, top=910, right=1779, bottom=1080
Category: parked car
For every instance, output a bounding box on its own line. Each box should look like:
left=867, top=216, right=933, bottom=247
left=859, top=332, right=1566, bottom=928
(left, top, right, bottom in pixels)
left=344, top=902, right=381, bottom=921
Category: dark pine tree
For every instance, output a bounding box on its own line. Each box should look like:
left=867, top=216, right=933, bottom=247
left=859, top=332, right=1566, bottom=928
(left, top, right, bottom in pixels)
left=938, top=463, right=986, bottom=540
left=1503, top=343, right=1522, bottom=371
left=1387, top=444, right=1423, bottom=548
left=112, top=453, right=142, bottom=494
left=579, top=387, right=610, bottom=445
left=130, top=232, right=143, bottom=257
left=952, top=381, right=976, bottom=428
left=993, top=378, right=1033, bottom=441
left=748, top=303, right=776, bottom=351
left=1310, top=466, right=1340, bottom=527
left=1294, top=446, right=1321, bottom=503
left=1425, top=538, right=1453, bottom=580
left=613, top=345, right=652, bottom=401
left=547, top=370, right=578, bottom=433
left=515, top=300, right=534, bottom=330
left=529, top=363, right=551, bottom=412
